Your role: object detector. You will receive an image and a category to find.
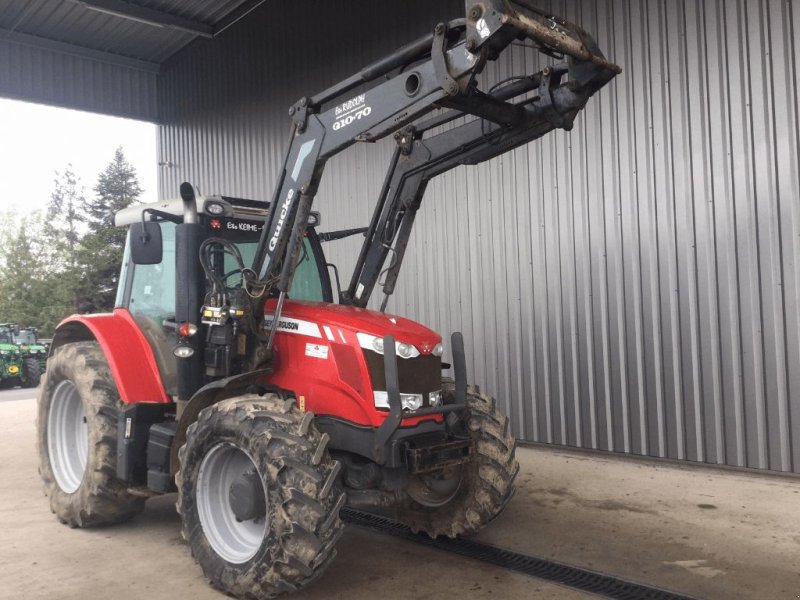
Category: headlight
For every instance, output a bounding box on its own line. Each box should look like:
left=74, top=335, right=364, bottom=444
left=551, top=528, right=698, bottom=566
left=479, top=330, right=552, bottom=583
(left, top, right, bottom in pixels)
left=396, top=342, right=414, bottom=359
left=429, top=390, right=442, bottom=406
left=356, top=332, right=420, bottom=359
left=401, top=393, right=423, bottom=412
left=173, top=345, right=195, bottom=358
left=373, top=391, right=424, bottom=412
left=205, top=201, right=225, bottom=215
left=0, top=350, right=7, bottom=355
left=432, top=343, right=443, bottom=357
left=373, top=390, right=390, bottom=409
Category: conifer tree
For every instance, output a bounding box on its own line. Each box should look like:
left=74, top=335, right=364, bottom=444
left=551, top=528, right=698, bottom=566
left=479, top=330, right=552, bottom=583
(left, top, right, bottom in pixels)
left=45, top=165, right=84, bottom=271
left=75, top=147, right=142, bottom=312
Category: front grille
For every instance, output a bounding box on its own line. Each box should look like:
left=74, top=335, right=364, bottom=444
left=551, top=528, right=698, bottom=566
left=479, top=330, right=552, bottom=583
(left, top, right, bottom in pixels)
left=362, top=349, right=441, bottom=408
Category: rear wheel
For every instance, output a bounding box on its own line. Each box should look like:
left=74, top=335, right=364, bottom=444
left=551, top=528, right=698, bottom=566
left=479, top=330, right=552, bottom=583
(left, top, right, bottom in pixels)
left=177, top=394, right=345, bottom=599
left=396, top=383, right=519, bottom=538
left=36, top=341, right=145, bottom=526
left=23, top=357, right=41, bottom=388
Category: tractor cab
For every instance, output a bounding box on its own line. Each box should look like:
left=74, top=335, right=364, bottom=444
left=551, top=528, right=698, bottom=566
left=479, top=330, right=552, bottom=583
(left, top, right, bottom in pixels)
left=114, top=195, right=333, bottom=396
left=14, top=328, right=38, bottom=345
left=0, top=323, right=16, bottom=344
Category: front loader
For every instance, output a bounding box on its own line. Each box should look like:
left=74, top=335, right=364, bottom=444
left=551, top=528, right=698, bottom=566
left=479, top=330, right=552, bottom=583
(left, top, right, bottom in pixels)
left=36, top=2, right=619, bottom=598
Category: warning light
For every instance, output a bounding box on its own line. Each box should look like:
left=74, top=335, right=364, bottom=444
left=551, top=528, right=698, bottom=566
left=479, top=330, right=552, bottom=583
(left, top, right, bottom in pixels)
left=206, top=201, right=225, bottom=215
left=210, top=218, right=222, bottom=229
left=178, top=322, right=198, bottom=337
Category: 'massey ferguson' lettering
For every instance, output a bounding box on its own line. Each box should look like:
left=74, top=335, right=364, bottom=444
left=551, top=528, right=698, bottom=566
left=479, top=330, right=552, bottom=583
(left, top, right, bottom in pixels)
left=262, top=315, right=322, bottom=338
left=265, top=319, right=299, bottom=331
left=268, top=190, right=295, bottom=252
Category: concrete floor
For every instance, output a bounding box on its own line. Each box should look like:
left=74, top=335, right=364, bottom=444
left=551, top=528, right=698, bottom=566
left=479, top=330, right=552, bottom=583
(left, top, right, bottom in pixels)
left=1, top=394, right=798, bottom=599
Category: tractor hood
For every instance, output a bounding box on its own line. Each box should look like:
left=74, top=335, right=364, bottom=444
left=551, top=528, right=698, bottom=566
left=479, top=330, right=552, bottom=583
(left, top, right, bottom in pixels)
left=18, top=344, right=46, bottom=353
left=264, top=299, right=441, bottom=354
left=0, top=343, right=20, bottom=353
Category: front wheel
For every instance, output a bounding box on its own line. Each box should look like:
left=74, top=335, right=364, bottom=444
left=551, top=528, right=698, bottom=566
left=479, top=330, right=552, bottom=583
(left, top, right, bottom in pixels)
left=36, top=341, right=145, bottom=526
left=396, top=383, right=519, bottom=538
left=23, top=357, right=41, bottom=388
left=177, top=394, right=345, bottom=599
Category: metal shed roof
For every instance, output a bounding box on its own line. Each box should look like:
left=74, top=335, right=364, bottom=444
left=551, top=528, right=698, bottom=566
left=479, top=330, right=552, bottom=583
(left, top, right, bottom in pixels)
left=0, top=0, right=266, bottom=71
left=0, top=0, right=268, bottom=120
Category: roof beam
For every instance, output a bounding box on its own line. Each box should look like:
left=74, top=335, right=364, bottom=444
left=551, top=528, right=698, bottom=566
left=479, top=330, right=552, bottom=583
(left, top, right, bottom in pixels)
left=213, top=0, right=269, bottom=36
left=72, top=0, right=214, bottom=38
left=0, top=26, right=160, bottom=73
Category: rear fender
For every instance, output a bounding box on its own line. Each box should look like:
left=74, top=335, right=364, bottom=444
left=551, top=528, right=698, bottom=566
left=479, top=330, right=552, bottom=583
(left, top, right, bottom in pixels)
left=50, top=309, right=170, bottom=404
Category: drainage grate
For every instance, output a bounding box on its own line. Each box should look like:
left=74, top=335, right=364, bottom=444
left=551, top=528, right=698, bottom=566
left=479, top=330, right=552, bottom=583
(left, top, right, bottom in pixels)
left=342, top=508, right=699, bottom=600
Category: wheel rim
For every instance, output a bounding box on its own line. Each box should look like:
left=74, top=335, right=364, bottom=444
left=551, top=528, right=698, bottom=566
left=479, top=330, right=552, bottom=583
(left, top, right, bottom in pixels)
left=407, top=466, right=464, bottom=508
left=196, top=443, right=268, bottom=564
left=47, top=380, right=88, bottom=493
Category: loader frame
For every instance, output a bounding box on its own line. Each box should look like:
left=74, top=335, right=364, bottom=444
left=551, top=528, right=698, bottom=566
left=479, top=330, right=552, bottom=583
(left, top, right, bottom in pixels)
left=249, top=0, right=619, bottom=330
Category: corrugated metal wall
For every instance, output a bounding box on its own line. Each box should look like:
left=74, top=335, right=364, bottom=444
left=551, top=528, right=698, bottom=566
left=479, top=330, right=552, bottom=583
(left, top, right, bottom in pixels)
left=0, top=37, right=158, bottom=121
left=158, top=0, right=800, bottom=473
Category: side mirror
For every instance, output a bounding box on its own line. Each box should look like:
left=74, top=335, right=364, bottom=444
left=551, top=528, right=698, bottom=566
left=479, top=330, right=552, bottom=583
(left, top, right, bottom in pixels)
left=130, top=222, right=163, bottom=265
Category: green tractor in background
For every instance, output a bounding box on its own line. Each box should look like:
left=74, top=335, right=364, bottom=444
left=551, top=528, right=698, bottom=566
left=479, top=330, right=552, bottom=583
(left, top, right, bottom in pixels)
left=0, top=325, right=23, bottom=389
left=0, top=324, right=42, bottom=388
left=13, top=326, right=47, bottom=376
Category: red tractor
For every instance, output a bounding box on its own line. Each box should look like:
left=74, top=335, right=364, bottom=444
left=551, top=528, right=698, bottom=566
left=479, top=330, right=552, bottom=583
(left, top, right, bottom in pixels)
left=37, top=2, right=619, bottom=598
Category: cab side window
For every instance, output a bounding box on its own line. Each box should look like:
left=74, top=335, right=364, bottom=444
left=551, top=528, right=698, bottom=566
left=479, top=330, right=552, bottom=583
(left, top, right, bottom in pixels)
left=126, top=222, right=177, bottom=321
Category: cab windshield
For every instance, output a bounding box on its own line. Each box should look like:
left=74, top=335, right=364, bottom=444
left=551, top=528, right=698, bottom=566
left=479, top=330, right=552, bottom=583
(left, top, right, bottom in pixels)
left=15, top=331, right=37, bottom=345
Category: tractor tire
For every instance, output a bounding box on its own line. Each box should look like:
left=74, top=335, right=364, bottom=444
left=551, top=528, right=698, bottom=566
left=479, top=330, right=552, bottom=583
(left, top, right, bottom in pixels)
left=396, top=382, right=519, bottom=538
left=36, top=341, right=145, bottom=527
left=23, top=357, right=41, bottom=388
left=177, top=394, right=345, bottom=599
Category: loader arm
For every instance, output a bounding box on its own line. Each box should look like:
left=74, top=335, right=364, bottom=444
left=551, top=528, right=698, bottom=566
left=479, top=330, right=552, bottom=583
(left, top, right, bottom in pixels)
left=249, top=0, right=620, bottom=332
left=343, top=56, right=612, bottom=309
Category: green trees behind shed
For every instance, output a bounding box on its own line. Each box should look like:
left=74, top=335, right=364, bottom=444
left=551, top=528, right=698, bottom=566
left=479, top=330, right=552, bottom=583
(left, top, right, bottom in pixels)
left=0, top=147, right=141, bottom=336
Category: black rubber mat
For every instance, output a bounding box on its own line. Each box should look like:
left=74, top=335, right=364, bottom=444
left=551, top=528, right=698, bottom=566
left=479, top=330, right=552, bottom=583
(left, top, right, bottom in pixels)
left=342, top=508, right=700, bottom=600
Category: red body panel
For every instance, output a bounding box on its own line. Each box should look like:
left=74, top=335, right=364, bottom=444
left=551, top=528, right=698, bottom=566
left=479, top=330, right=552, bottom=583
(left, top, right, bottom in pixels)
left=263, top=299, right=442, bottom=427
left=54, top=301, right=443, bottom=428
left=54, top=309, right=170, bottom=404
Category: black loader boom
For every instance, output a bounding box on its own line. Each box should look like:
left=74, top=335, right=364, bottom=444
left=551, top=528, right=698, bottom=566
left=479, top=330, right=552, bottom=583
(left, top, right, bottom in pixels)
left=244, top=0, right=619, bottom=331
left=345, top=58, right=612, bottom=310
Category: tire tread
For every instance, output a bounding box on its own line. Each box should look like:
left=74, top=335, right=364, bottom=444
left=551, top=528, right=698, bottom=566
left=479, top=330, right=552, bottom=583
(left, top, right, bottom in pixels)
left=36, top=341, right=144, bottom=527
left=176, top=394, right=344, bottom=599
left=396, top=383, right=519, bottom=538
